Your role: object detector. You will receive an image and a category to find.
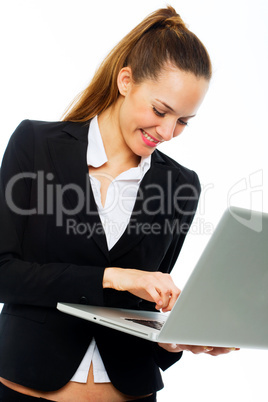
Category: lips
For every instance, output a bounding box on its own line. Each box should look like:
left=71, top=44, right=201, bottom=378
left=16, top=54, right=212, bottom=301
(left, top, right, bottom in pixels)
left=140, top=129, right=161, bottom=147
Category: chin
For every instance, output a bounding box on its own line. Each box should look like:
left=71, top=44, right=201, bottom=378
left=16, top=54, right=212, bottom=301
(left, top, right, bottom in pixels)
left=128, top=138, right=156, bottom=159
left=134, top=147, right=155, bottom=158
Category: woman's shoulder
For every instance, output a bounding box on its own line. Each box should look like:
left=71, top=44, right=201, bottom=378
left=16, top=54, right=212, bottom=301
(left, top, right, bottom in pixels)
left=8, top=119, right=89, bottom=146
left=153, top=148, right=200, bottom=186
left=11, top=119, right=72, bottom=138
left=8, top=119, right=61, bottom=144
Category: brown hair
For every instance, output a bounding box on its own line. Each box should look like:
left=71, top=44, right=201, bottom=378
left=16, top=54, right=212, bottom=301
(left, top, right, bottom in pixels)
left=62, top=5, right=212, bottom=122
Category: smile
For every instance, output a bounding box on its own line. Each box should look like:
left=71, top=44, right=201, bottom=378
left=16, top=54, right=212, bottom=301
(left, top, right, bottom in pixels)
left=141, top=130, right=161, bottom=147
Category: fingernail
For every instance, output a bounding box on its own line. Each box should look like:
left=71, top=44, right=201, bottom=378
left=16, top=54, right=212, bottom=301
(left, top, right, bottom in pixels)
left=171, top=343, right=177, bottom=349
left=204, top=347, right=213, bottom=352
left=227, top=347, right=236, bottom=351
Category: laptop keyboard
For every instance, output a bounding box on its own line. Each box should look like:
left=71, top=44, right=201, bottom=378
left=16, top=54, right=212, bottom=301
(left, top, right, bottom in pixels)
left=125, top=318, right=165, bottom=331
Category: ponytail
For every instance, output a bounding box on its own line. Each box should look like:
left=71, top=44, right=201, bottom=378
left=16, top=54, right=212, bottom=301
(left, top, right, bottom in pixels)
left=62, top=6, right=212, bottom=122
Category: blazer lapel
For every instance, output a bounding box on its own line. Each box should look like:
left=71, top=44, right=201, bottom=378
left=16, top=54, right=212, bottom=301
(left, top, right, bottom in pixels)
left=47, top=121, right=110, bottom=261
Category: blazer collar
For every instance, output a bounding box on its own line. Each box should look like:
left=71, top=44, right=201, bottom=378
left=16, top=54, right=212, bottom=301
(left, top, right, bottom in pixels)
left=47, top=121, right=180, bottom=262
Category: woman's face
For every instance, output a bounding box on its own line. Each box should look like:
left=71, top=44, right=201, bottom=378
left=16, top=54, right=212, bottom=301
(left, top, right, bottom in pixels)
left=117, top=65, right=209, bottom=158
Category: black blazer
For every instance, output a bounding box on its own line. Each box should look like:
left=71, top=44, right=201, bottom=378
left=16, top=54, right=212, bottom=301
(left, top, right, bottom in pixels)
left=0, top=119, right=201, bottom=396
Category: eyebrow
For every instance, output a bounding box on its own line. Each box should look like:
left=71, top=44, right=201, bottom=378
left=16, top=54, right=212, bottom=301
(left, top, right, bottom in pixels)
left=155, top=98, right=196, bottom=118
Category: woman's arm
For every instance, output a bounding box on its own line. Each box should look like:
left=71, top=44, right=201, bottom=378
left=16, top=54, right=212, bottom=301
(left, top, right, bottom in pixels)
left=0, top=121, right=106, bottom=308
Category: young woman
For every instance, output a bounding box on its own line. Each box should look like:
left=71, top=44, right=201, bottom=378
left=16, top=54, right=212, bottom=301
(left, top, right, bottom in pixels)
left=0, top=6, right=237, bottom=402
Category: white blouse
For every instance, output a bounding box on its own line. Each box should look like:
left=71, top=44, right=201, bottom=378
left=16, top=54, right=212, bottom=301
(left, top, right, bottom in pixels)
left=70, top=116, right=151, bottom=383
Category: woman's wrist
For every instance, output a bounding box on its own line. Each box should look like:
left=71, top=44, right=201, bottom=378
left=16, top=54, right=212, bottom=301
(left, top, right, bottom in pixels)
left=103, top=267, right=119, bottom=289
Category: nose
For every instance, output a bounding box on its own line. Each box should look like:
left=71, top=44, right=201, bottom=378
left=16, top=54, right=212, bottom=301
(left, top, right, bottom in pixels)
left=156, top=118, right=179, bottom=142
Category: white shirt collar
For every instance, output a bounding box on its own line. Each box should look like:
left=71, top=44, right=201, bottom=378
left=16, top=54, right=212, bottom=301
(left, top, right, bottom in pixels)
left=87, top=115, right=151, bottom=175
left=87, top=115, right=108, bottom=168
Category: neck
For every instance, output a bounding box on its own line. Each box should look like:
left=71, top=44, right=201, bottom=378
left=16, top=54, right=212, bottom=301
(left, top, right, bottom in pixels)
left=98, top=99, right=141, bottom=167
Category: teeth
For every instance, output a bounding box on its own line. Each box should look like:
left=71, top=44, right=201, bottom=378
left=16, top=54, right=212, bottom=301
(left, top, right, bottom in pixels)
left=142, top=130, right=158, bottom=143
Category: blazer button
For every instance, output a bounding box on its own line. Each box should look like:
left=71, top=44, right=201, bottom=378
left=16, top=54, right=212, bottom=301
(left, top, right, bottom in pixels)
left=79, top=296, right=88, bottom=305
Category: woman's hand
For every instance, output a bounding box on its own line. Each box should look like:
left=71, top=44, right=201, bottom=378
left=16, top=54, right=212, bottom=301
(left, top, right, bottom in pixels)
left=103, top=267, right=181, bottom=312
left=158, top=343, right=240, bottom=356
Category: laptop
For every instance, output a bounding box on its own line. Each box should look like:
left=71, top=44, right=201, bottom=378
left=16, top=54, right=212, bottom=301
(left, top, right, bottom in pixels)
left=57, top=206, right=268, bottom=349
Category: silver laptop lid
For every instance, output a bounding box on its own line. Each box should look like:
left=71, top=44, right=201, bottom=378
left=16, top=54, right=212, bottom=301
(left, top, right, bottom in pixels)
left=157, top=207, right=268, bottom=349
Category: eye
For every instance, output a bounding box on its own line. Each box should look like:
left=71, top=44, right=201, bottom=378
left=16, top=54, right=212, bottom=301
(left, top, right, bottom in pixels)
left=178, top=119, right=188, bottom=126
left=153, top=106, right=166, bottom=117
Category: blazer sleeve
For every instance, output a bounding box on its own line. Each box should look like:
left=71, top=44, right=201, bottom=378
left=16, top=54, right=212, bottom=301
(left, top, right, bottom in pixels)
left=0, top=120, right=106, bottom=308
left=140, top=170, right=201, bottom=370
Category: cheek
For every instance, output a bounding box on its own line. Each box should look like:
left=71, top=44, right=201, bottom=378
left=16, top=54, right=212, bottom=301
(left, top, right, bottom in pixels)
left=173, top=125, right=186, bottom=138
left=122, top=106, right=152, bottom=130
left=131, top=100, right=156, bottom=128
left=119, top=91, right=155, bottom=131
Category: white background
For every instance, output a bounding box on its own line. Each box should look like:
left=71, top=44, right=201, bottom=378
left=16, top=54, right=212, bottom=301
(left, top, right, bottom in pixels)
left=0, top=1, right=267, bottom=400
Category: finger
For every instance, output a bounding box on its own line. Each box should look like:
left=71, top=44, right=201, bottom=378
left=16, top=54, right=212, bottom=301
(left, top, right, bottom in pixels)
left=203, top=346, right=214, bottom=353
left=157, top=287, right=172, bottom=310
left=193, top=346, right=214, bottom=354
left=145, top=284, right=165, bottom=308
left=158, top=343, right=183, bottom=353
left=150, top=277, right=173, bottom=310
left=148, top=290, right=170, bottom=311
left=161, top=287, right=181, bottom=312
left=179, top=345, right=214, bottom=354
left=166, top=343, right=183, bottom=353
left=175, top=344, right=201, bottom=353
left=139, top=272, right=180, bottom=310
left=207, top=347, right=240, bottom=356
left=156, top=275, right=180, bottom=310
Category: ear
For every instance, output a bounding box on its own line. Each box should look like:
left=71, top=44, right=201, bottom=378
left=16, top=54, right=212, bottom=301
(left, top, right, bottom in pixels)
left=117, top=67, right=133, bottom=96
